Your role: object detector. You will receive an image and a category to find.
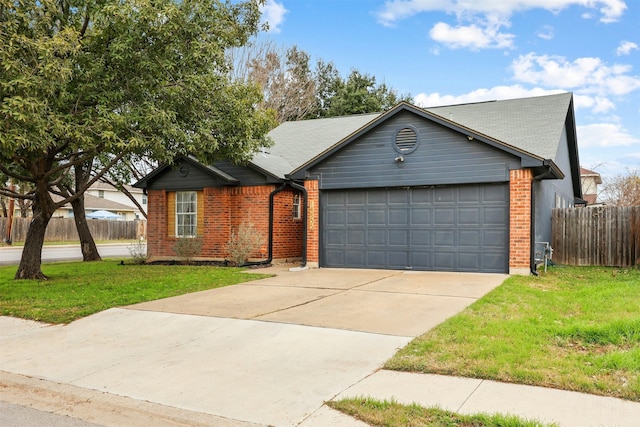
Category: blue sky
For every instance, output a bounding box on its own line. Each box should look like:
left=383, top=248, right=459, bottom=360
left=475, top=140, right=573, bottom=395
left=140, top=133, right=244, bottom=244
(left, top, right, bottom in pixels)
left=256, top=0, right=639, bottom=178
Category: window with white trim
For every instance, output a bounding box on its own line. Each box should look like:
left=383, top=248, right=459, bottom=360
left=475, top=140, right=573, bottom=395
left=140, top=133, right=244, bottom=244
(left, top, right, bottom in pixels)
left=176, top=191, right=197, bottom=237
left=292, top=193, right=301, bottom=220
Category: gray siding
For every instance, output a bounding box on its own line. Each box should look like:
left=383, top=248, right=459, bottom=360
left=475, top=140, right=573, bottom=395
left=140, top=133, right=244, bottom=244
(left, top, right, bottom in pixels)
left=214, top=160, right=280, bottom=186
left=308, top=111, right=520, bottom=190
left=147, top=164, right=224, bottom=190
left=535, top=126, right=576, bottom=245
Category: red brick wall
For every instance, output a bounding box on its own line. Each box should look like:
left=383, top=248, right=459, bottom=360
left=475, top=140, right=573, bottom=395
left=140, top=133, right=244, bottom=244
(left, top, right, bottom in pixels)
left=305, top=180, right=320, bottom=265
left=146, top=189, right=167, bottom=260
left=272, top=188, right=304, bottom=259
left=509, top=169, right=533, bottom=272
left=146, top=185, right=303, bottom=262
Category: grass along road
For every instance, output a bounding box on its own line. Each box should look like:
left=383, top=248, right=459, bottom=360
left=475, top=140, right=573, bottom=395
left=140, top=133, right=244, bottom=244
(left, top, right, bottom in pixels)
left=328, top=398, right=556, bottom=427
left=0, top=260, right=269, bottom=324
left=386, top=266, right=640, bottom=401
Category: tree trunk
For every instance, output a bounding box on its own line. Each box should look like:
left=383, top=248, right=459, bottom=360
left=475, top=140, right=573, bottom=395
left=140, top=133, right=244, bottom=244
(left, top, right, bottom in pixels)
left=15, top=201, right=52, bottom=280
left=71, top=195, right=102, bottom=261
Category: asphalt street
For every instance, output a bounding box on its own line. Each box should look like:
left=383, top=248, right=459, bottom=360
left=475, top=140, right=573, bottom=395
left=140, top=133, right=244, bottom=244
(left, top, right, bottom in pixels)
left=0, top=243, right=139, bottom=265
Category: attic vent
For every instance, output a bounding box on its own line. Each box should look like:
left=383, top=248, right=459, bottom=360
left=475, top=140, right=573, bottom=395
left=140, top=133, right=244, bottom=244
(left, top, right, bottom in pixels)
left=394, top=127, right=419, bottom=154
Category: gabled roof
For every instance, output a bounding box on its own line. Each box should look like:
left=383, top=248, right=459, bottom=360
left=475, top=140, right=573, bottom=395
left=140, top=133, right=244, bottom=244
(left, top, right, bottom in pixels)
left=135, top=93, right=580, bottom=191
left=88, top=181, right=143, bottom=194
left=134, top=155, right=239, bottom=188
left=425, top=92, right=573, bottom=161
left=253, top=92, right=575, bottom=181
left=52, top=193, right=137, bottom=212
left=250, top=113, right=380, bottom=179
left=580, top=167, right=602, bottom=184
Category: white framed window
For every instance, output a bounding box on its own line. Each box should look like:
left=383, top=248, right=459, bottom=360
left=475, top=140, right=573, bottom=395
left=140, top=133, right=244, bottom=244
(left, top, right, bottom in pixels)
left=98, top=190, right=104, bottom=198
left=176, top=191, right=197, bottom=237
left=292, top=193, right=301, bottom=220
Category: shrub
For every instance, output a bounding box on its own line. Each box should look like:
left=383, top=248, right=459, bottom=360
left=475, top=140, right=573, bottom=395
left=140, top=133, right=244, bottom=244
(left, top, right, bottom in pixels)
left=127, top=238, right=147, bottom=264
left=173, top=237, right=203, bottom=265
left=226, top=221, right=264, bottom=266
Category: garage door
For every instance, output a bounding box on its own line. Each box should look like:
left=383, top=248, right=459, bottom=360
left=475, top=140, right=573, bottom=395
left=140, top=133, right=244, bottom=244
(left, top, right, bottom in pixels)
left=321, top=184, right=509, bottom=273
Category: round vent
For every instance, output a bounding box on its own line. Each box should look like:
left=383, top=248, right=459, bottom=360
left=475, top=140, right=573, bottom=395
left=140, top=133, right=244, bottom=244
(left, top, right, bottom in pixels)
left=394, top=127, right=418, bottom=154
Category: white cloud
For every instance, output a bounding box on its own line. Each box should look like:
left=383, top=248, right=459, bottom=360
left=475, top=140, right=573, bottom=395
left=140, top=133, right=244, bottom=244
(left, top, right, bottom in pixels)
left=573, top=94, right=616, bottom=113
left=577, top=123, right=640, bottom=148
left=511, top=53, right=640, bottom=96
left=413, top=85, right=563, bottom=107
left=429, top=20, right=515, bottom=50
left=376, top=0, right=627, bottom=26
left=616, top=40, right=639, bottom=56
left=260, top=0, right=287, bottom=34
left=536, top=25, right=554, bottom=40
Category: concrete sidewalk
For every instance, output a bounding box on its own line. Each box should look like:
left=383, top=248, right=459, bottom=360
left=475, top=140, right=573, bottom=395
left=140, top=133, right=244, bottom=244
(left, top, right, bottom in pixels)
left=337, top=370, right=640, bottom=427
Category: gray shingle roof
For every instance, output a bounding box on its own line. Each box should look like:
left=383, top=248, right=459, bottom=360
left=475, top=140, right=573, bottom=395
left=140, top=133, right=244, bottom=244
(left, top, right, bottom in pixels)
left=425, top=92, right=572, bottom=160
left=250, top=113, right=380, bottom=178
left=249, top=93, right=573, bottom=178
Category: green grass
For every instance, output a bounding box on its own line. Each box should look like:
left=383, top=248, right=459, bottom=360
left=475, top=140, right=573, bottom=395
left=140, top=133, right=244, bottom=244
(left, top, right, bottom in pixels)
left=328, top=398, right=555, bottom=427
left=386, top=266, right=640, bottom=401
left=0, top=260, right=269, bottom=324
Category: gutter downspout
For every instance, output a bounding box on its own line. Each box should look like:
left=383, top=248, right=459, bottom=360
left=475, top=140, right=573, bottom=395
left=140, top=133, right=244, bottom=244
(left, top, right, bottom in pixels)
left=531, top=161, right=555, bottom=275
left=240, top=182, right=287, bottom=267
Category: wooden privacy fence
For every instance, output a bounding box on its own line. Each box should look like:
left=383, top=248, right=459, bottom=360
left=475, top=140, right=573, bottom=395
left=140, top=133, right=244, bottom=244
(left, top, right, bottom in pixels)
left=0, top=217, right=146, bottom=243
left=552, top=206, right=640, bottom=267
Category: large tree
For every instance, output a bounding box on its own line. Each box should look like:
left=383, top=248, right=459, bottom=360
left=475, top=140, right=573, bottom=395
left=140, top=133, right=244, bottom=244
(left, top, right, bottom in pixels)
left=600, top=169, right=640, bottom=206
left=0, top=0, right=275, bottom=279
left=231, top=44, right=413, bottom=122
left=317, top=69, right=412, bottom=118
left=230, top=42, right=316, bottom=123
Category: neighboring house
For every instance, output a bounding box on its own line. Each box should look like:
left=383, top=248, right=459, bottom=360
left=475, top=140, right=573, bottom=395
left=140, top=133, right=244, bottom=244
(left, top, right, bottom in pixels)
left=135, top=93, right=583, bottom=274
left=86, top=182, right=147, bottom=219
left=580, top=167, right=602, bottom=205
left=52, top=193, right=138, bottom=220
left=12, top=182, right=146, bottom=220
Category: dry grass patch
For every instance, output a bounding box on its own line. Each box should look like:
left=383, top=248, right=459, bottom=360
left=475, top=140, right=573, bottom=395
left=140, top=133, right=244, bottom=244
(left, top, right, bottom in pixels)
left=328, top=398, right=556, bottom=426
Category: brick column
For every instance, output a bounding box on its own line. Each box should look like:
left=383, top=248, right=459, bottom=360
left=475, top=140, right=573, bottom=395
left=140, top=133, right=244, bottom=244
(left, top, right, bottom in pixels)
left=509, top=169, right=533, bottom=275
left=304, top=180, right=320, bottom=268
left=146, top=189, right=166, bottom=261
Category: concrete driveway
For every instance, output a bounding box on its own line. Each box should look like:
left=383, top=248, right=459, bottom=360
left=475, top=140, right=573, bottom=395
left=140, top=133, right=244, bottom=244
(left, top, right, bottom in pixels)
left=0, top=267, right=506, bottom=426
left=131, top=267, right=505, bottom=336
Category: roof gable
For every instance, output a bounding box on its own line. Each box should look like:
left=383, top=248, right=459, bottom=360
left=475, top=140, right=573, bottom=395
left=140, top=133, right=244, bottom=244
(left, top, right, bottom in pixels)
left=249, top=113, right=380, bottom=179
left=290, top=99, right=565, bottom=179
left=256, top=93, right=576, bottom=181
left=134, top=156, right=239, bottom=189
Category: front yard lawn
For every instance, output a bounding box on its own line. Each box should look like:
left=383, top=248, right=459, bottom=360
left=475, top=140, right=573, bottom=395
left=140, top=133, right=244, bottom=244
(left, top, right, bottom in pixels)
left=0, top=260, right=269, bottom=324
left=386, top=266, right=640, bottom=401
